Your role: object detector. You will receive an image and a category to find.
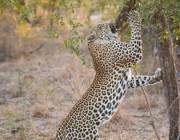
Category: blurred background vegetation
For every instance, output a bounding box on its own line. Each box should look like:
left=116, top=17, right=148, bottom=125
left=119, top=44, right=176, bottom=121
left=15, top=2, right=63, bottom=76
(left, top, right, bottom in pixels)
left=0, top=0, right=179, bottom=69
left=0, top=0, right=179, bottom=139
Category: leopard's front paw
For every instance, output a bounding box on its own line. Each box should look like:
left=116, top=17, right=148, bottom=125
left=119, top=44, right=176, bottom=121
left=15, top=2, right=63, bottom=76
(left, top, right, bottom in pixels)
left=128, top=10, right=141, bottom=27
left=128, top=10, right=140, bottom=18
left=154, top=68, right=163, bottom=82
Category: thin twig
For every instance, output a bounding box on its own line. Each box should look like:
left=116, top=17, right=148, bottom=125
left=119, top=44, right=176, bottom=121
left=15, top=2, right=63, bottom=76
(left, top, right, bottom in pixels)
left=177, top=133, right=180, bottom=140
left=134, top=69, right=161, bottom=140
left=165, top=95, right=180, bottom=114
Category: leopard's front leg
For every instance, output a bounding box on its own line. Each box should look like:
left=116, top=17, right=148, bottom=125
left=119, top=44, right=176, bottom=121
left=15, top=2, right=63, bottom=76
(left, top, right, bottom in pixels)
left=110, top=11, right=143, bottom=68
left=128, top=10, right=142, bottom=65
left=128, top=68, right=162, bottom=88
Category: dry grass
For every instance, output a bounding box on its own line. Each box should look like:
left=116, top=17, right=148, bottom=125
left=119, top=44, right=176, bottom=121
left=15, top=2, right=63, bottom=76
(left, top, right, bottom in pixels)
left=33, top=103, right=49, bottom=117
left=0, top=51, right=170, bottom=140
left=0, top=49, right=96, bottom=139
left=13, top=129, right=28, bottom=140
left=122, top=89, right=161, bottom=111
left=0, top=12, right=171, bottom=140
left=112, top=108, right=134, bottom=125
left=134, top=96, right=148, bottom=110
left=10, top=85, right=21, bottom=98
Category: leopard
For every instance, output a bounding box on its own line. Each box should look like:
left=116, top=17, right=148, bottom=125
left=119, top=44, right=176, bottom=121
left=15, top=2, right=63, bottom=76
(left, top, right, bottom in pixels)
left=56, top=10, right=162, bottom=140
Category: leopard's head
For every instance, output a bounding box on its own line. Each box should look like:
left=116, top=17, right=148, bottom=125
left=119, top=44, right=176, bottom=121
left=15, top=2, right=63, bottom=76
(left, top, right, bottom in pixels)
left=86, top=20, right=118, bottom=43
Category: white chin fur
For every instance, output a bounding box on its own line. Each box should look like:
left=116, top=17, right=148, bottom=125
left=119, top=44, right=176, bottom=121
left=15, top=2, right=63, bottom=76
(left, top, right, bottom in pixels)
left=109, top=31, right=118, bottom=37
left=113, top=32, right=118, bottom=37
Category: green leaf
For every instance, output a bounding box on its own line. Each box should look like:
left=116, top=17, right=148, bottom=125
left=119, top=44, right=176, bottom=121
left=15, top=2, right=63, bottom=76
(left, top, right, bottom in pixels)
left=132, top=63, right=138, bottom=69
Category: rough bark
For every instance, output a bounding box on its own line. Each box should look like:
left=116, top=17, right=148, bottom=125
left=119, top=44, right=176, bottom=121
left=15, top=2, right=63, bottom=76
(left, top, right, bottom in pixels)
left=18, top=0, right=25, bottom=5
left=157, top=15, right=179, bottom=140
left=158, top=40, right=179, bottom=139
left=174, top=39, right=180, bottom=81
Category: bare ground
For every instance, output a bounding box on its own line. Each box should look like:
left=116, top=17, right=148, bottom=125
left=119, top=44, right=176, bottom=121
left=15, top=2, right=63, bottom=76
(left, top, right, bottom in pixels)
left=0, top=51, right=173, bottom=140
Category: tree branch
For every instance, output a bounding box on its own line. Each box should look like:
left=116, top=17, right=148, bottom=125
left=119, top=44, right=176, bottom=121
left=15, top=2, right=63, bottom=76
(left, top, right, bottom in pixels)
left=114, top=0, right=136, bottom=29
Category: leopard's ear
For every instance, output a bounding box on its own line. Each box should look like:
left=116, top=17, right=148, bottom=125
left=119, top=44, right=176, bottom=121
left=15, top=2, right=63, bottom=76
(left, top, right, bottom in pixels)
left=85, top=34, right=95, bottom=42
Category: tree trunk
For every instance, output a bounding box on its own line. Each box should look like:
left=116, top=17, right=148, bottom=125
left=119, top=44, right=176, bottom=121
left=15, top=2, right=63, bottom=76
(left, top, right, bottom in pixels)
left=174, top=39, right=180, bottom=88
left=157, top=15, right=179, bottom=139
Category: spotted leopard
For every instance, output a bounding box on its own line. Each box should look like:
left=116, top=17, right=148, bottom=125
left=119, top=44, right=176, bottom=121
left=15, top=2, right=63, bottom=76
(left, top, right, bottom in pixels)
left=56, top=10, right=162, bottom=140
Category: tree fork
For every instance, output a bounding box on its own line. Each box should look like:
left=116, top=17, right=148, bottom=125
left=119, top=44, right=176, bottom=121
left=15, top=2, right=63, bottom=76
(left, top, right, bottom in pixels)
left=112, top=0, right=136, bottom=30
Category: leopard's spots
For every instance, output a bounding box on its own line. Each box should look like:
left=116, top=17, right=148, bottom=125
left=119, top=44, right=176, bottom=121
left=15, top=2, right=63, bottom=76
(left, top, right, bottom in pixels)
left=56, top=10, right=161, bottom=140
